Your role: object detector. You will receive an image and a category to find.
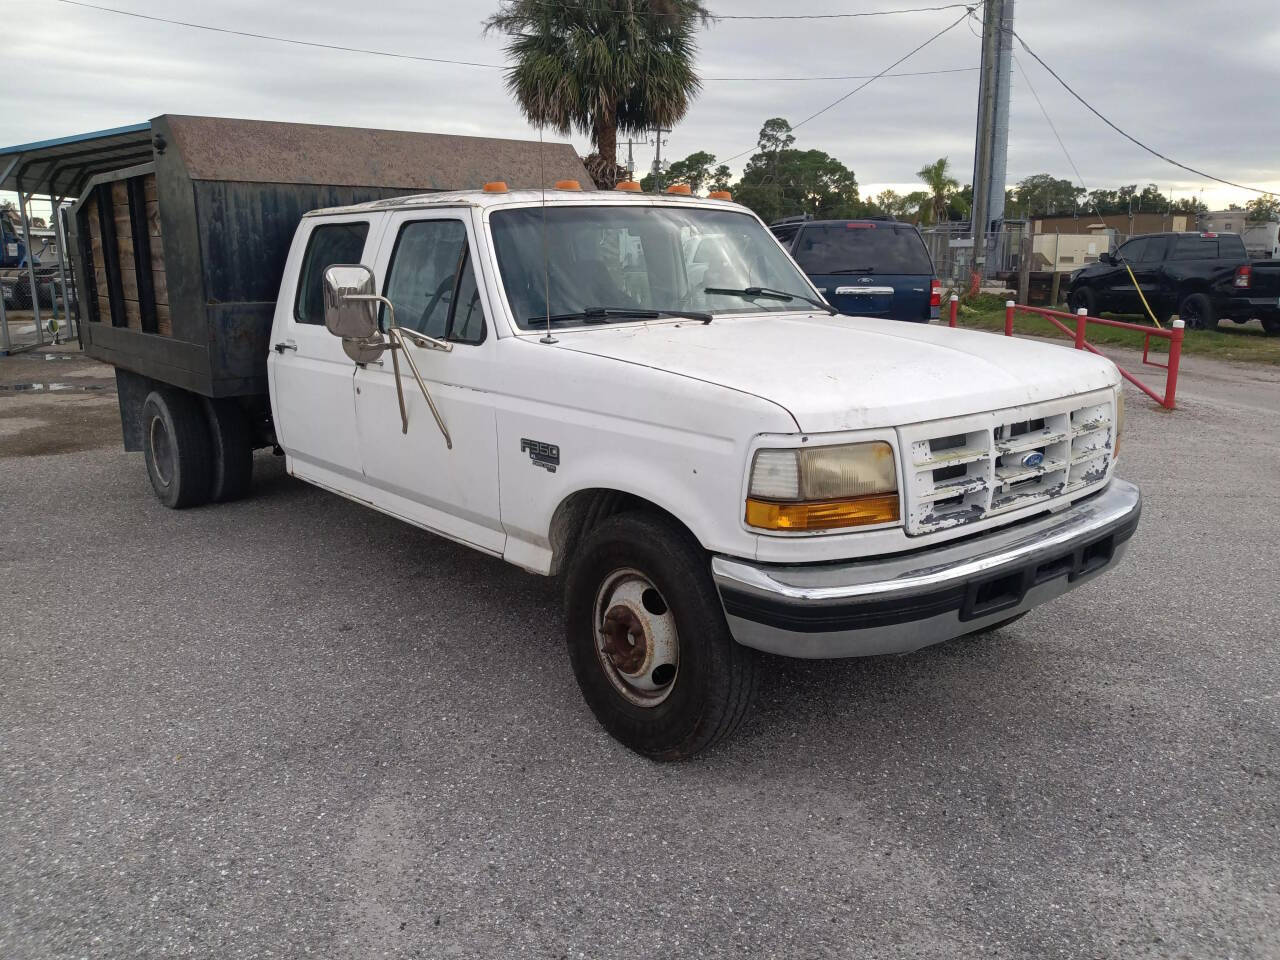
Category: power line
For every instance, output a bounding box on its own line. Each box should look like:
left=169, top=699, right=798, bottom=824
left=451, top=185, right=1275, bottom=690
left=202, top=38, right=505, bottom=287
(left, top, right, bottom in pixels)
left=527, top=0, right=974, bottom=20
left=1013, top=29, right=1273, bottom=196
left=1013, top=53, right=1092, bottom=201
left=719, top=7, right=975, bottom=163
left=704, top=66, right=977, bottom=81
left=714, top=2, right=974, bottom=20
left=49, top=0, right=981, bottom=83
left=52, top=0, right=506, bottom=68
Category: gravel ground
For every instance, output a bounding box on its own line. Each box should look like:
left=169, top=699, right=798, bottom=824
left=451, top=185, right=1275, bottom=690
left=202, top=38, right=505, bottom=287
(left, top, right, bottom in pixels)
left=1, top=345, right=1277, bottom=959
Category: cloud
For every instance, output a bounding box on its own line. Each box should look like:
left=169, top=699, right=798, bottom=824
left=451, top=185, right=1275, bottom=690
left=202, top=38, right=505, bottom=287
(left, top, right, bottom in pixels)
left=3, top=0, right=1277, bottom=212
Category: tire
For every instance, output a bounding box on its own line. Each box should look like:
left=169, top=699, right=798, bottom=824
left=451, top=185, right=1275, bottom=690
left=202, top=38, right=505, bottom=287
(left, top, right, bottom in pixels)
left=142, top=388, right=214, bottom=509
left=1261, top=315, right=1280, bottom=337
left=563, top=511, right=758, bottom=761
left=203, top=397, right=254, bottom=503
left=1178, top=292, right=1216, bottom=331
left=1067, top=286, right=1097, bottom=315
left=964, top=610, right=1028, bottom=637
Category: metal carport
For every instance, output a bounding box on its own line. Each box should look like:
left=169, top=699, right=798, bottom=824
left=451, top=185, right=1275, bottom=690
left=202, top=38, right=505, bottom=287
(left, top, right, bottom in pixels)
left=1, top=122, right=154, bottom=353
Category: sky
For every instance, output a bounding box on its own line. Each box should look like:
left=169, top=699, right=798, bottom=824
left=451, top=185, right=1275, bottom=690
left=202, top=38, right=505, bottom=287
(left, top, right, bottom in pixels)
left=3, top=0, right=1280, bottom=218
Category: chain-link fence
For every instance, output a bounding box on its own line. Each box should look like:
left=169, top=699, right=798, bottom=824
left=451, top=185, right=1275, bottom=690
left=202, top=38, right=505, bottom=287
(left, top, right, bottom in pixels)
left=1, top=268, right=77, bottom=353
left=919, top=224, right=1134, bottom=303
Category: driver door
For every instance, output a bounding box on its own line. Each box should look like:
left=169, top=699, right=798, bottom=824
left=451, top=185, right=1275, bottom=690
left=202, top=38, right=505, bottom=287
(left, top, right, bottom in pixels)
left=353, top=210, right=504, bottom=553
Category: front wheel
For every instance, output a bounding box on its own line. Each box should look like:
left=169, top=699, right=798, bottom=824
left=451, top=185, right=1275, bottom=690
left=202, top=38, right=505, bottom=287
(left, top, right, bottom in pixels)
left=1067, top=286, right=1097, bottom=315
left=563, top=511, right=758, bottom=761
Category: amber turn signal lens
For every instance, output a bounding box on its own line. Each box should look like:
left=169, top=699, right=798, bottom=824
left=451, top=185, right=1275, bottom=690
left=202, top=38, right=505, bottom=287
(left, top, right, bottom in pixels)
left=745, top=495, right=900, bottom=531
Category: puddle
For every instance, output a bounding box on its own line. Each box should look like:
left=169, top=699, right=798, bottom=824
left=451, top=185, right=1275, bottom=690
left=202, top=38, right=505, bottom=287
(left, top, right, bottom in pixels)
left=0, top=382, right=110, bottom=393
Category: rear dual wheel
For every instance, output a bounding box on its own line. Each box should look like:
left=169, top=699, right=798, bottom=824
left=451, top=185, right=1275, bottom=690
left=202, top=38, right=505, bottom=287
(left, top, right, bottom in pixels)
left=142, top=389, right=253, bottom=508
left=564, top=511, right=758, bottom=761
left=1177, top=292, right=1216, bottom=331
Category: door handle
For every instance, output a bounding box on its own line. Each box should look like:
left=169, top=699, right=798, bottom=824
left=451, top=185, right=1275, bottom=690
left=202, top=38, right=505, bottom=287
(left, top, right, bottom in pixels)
left=273, top=340, right=297, bottom=353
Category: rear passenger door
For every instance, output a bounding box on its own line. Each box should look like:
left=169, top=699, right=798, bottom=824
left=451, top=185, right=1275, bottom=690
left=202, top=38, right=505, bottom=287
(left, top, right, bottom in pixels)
left=268, top=216, right=374, bottom=488
left=353, top=210, right=504, bottom=553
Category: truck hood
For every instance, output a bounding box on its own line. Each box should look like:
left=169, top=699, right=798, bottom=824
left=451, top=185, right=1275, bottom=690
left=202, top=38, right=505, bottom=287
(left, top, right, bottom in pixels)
left=550, top=312, right=1120, bottom=433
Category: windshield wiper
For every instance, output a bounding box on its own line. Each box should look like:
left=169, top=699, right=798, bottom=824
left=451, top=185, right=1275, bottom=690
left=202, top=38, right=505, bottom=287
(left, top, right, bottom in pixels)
left=825, top=267, right=876, bottom=274
left=529, top=306, right=712, bottom=326
left=703, top=286, right=837, bottom=316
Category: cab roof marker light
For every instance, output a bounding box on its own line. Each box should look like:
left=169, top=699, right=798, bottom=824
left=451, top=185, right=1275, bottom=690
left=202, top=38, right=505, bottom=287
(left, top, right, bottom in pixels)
left=666, top=184, right=692, bottom=195
left=555, top=179, right=582, bottom=191
left=708, top=190, right=732, bottom=201
left=616, top=180, right=642, bottom=192
left=482, top=181, right=508, bottom=193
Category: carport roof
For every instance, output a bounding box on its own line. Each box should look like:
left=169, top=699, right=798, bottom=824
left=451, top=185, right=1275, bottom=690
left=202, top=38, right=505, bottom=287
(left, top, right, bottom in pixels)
left=0, top=122, right=154, bottom=198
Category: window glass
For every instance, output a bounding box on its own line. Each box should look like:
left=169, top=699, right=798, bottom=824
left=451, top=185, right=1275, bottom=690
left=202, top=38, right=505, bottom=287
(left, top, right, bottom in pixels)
left=1219, top=234, right=1246, bottom=258
left=490, top=206, right=812, bottom=328
left=1138, top=237, right=1165, bottom=262
left=1172, top=236, right=1219, bottom=260
left=382, top=220, right=467, bottom=337
left=1116, top=237, right=1147, bottom=263
left=449, top=253, right=486, bottom=343
left=771, top=225, right=799, bottom=246
left=294, top=221, right=369, bottom=324
left=792, top=223, right=933, bottom=275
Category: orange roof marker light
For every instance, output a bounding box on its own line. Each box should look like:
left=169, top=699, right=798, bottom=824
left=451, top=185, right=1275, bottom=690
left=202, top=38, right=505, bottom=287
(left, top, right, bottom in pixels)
left=615, top=180, right=642, bottom=192
left=708, top=190, right=733, bottom=201
left=482, top=181, right=508, bottom=193
left=666, top=183, right=692, bottom=195
left=555, top=179, right=582, bottom=191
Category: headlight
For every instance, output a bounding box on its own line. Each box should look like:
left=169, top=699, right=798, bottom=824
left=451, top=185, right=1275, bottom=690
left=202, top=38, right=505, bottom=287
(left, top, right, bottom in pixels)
left=746, top=441, right=899, bottom=531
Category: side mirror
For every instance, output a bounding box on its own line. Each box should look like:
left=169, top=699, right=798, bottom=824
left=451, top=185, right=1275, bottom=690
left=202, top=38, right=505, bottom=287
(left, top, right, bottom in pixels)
left=1100, top=252, right=1115, bottom=265
left=323, top=264, right=380, bottom=339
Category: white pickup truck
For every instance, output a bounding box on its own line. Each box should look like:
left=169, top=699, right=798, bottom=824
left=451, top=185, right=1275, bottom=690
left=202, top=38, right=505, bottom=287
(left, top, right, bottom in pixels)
left=128, top=185, right=1140, bottom=760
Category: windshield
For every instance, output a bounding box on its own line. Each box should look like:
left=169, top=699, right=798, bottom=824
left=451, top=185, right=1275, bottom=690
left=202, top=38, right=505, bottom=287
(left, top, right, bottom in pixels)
left=489, top=205, right=817, bottom=329
left=793, top=223, right=934, bottom=275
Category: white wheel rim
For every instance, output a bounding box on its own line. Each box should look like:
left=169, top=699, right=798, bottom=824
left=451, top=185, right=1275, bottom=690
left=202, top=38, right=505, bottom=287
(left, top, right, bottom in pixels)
left=149, top=415, right=173, bottom=487
left=593, top=567, right=679, bottom=708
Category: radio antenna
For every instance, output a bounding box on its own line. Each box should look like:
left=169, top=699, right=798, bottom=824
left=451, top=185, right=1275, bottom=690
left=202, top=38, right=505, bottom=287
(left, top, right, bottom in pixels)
left=537, top=125, right=556, bottom=344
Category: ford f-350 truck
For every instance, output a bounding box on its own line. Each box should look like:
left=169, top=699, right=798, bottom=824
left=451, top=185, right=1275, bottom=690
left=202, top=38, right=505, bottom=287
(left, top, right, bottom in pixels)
left=74, top=119, right=1139, bottom=760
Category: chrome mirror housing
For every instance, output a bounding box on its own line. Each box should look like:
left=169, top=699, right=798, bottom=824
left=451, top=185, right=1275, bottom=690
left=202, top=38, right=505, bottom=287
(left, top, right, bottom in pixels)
left=323, top=264, right=380, bottom=339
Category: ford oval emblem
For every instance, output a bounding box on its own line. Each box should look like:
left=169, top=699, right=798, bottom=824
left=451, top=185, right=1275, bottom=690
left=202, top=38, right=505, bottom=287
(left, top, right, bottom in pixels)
left=1020, top=451, right=1045, bottom=467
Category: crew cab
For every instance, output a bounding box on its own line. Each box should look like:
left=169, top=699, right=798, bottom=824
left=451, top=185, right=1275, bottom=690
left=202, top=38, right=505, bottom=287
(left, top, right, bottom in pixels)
left=139, top=186, right=1138, bottom=758
left=1067, top=231, right=1280, bottom=333
left=770, top=216, right=941, bottom=323
left=73, top=121, right=1139, bottom=760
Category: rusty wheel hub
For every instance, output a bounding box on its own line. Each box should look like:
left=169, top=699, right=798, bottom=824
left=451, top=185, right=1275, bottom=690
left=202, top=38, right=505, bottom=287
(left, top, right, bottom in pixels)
left=593, top=568, right=680, bottom=708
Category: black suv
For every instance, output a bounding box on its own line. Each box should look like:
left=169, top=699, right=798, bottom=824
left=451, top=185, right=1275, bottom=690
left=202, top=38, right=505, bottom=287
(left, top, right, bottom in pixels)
left=1066, top=231, right=1280, bottom=332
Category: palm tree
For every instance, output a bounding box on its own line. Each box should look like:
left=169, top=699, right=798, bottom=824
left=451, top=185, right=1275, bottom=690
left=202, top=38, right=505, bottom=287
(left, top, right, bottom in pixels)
left=485, top=0, right=710, bottom=187
left=916, top=157, right=959, bottom=225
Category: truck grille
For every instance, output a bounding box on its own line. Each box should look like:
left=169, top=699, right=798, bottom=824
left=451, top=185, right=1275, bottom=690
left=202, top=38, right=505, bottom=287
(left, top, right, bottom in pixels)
left=899, top=392, right=1116, bottom=537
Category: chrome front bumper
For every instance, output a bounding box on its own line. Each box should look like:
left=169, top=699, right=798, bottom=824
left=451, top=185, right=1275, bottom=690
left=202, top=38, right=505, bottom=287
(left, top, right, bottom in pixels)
left=712, top=479, right=1141, bottom=659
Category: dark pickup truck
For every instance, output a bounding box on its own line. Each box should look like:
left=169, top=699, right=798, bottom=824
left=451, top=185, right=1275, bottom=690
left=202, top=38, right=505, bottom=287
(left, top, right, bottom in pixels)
left=1066, top=231, right=1280, bottom=334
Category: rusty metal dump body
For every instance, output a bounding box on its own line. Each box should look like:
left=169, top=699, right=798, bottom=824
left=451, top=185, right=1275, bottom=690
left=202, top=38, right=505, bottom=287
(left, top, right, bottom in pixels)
left=69, top=114, right=588, bottom=398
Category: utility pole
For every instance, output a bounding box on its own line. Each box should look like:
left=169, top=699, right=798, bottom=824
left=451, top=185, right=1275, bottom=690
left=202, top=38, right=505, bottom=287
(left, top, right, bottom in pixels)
left=651, top=126, right=670, bottom=190
left=970, top=0, right=1013, bottom=281
left=625, top=138, right=636, bottom=180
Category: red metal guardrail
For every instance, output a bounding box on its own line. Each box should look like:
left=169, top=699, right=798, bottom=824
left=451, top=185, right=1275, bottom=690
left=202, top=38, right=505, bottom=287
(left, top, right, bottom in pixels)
left=947, top=294, right=1185, bottom=410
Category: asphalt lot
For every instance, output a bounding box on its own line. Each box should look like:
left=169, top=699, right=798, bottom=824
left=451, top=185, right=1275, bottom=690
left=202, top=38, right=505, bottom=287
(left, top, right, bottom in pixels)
left=2, top=343, right=1278, bottom=959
